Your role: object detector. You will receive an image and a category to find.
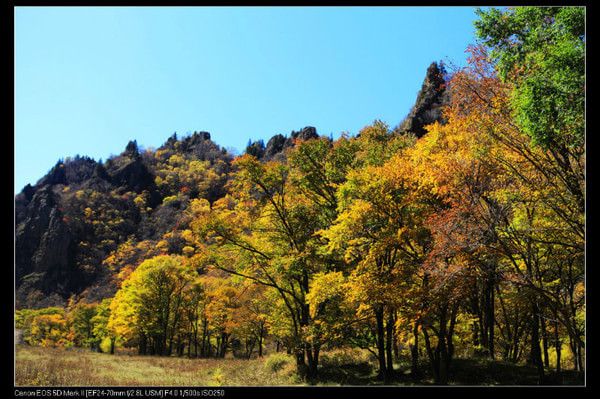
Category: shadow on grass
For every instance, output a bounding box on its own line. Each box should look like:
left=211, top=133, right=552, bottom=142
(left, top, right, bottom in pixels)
left=448, top=358, right=584, bottom=385
left=313, top=361, right=377, bottom=385
left=312, top=357, right=584, bottom=386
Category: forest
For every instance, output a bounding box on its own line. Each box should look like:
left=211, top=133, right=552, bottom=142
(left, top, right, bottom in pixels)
left=15, top=7, right=585, bottom=386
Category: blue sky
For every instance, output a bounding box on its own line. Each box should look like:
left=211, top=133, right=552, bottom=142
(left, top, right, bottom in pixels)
left=15, top=6, right=480, bottom=193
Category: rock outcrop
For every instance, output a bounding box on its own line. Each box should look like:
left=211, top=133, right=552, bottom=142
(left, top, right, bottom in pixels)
left=264, top=134, right=287, bottom=159
left=15, top=133, right=231, bottom=309
left=110, top=157, right=155, bottom=193
left=290, top=126, right=318, bottom=141
left=398, top=61, right=450, bottom=137
left=15, top=186, right=77, bottom=308
left=249, top=126, right=320, bottom=161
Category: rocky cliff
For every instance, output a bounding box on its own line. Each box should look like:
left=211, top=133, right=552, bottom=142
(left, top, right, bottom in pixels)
left=397, top=61, right=450, bottom=137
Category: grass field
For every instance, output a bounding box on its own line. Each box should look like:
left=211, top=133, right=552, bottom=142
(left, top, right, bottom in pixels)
left=15, top=345, right=584, bottom=386
left=15, top=345, right=300, bottom=386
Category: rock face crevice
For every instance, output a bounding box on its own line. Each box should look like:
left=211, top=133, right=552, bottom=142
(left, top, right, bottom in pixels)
left=16, top=186, right=77, bottom=307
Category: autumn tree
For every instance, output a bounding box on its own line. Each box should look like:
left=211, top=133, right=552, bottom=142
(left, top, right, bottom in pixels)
left=193, top=136, right=363, bottom=379
left=410, top=11, right=585, bottom=380
left=17, top=307, right=70, bottom=348
left=230, top=282, right=271, bottom=358
left=28, top=312, right=70, bottom=348
left=321, top=143, right=436, bottom=382
left=108, top=255, right=197, bottom=356
left=474, top=8, right=585, bottom=375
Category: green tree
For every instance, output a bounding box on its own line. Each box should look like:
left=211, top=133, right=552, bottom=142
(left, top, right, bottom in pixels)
left=108, top=255, right=197, bottom=356
left=475, top=6, right=585, bottom=150
left=91, top=298, right=117, bottom=354
left=68, top=302, right=99, bottom=350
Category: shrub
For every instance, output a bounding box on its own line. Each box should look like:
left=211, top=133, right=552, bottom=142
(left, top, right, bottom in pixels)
left=210, top=368, right=224, bottom=386
left=264, top=353, right=293, bottom=373
left=320, top=348, right=373, bottom=367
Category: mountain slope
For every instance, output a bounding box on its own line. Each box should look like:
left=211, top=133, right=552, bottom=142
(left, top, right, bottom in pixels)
left=15, top=63, right=445, bottom=309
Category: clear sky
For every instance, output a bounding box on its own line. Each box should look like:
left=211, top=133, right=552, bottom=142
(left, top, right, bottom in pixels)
left=15, top=6, right=481, bottom=193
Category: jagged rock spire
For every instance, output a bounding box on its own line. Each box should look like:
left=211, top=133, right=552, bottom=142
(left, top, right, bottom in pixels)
left=399, top=61, right=449, bottom=138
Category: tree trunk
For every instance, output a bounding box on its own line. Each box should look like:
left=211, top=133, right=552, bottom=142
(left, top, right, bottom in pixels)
left=258, top=326, right=264, bottom=357
left=393, top=310, right=399, bottom=361
left=139, top=334, right=147, bottom=355
left=168, top=337, right=174, bottom=356
left=472, top=320, right=480, bottom=347
left=245, top=338, right=255, bottom=359
left=438, top=309, right=449, bottom=385
left=374, top=305, right=387, bottom=380
left=410, top=321, right=420, bottom=380
left=577, top=341, right=584, bottom=371
left=479, top=293, right=488, bottom=352
left=295, top=348, right=308, bottom=378
left=158, top=335, right=166, bottom=356
left=540, top=316, right=550, bottom=368
left=201, top=320, right=208, bottom=357
left=187, top=334, right=191, bottom=358
left=530, top=303, right=545, bottom=384
left=554, top=319, right=561, bottom=373
left=487, top=278, right=495, bottom=359
left=385, top=310, right=395, bottom=383
left=306, top=345, right=319, bottom=381
left=220, top=333, right=228, bottom=358
left=512, top=323, right=522, bottom=363
left=422, top=326, right=439, bottom=383
left=569, top=336, right=578, bottom=371
left=443, top=305, right=458, bottom=383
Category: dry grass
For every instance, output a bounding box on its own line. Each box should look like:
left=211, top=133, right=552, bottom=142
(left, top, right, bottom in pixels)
left=16, top=345, right=583, bottom=386
left=15, top=345, right=299, bottom=386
